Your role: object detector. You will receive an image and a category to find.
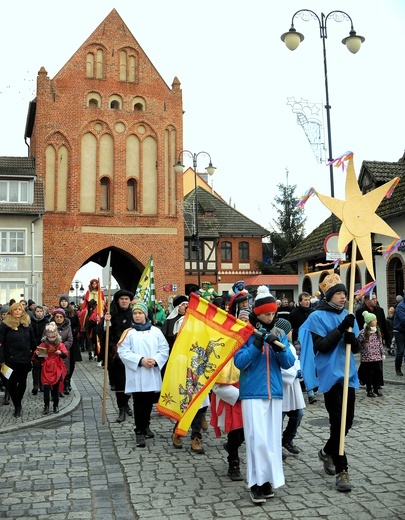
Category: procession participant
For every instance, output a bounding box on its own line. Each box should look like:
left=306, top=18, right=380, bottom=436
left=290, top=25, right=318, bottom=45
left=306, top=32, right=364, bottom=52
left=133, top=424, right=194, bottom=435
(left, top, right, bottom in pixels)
left=118, top=302, right=169, bottom=448
left=0, top=302, right=37, bottom=417
left=234, top=286, right=295, bottom=504
left=102, top=289, right=135, bottom=423
left=299, top=273, right=360, bottom=492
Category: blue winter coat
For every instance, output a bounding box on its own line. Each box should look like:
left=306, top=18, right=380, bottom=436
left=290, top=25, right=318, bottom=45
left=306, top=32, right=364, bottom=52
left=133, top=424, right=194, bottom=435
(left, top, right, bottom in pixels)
left=234, top=327, right=295, bottom=400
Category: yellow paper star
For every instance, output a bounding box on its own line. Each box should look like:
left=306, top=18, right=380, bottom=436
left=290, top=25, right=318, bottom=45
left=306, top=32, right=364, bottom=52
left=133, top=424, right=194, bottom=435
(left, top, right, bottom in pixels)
left=316, top=155, right=399, bottom=279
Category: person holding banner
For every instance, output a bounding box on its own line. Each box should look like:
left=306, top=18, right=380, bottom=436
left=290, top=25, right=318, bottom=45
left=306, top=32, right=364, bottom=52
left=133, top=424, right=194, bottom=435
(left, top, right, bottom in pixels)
left=299, top=273, right=360, bottom=493
left=234, top=286, right=295, bottom=505
left=102, top=289, right=135, bottom=423
left=118, top=302, right=169, bottom=448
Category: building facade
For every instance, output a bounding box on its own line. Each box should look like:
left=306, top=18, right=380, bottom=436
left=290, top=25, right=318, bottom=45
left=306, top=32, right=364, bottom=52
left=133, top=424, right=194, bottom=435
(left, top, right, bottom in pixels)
left=0, top=157, right=44, bottom=304
left=23, top=9, right=185, bottom=304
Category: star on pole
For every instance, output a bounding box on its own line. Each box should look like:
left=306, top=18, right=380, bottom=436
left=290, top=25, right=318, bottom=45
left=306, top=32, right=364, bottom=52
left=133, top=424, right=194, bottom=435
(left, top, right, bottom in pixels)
left=315, top=153, right=400, bottom=279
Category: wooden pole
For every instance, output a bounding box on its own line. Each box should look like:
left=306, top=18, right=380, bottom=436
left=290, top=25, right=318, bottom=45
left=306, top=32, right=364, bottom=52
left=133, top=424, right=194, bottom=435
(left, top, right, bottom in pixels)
left=101, top=273, right=112, bottom=425
left=339, top=240, right=357, bottom=455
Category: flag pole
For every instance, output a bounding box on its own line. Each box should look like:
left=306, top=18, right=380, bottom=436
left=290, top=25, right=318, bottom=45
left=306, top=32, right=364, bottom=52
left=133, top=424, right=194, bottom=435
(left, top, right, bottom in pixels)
left=339, top=240, right=357, bottom=455
left=102, top=258, right=112, bottom=425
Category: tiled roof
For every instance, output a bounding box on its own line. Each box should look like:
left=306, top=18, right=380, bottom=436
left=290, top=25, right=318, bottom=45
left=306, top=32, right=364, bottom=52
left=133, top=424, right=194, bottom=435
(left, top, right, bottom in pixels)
left=243, top=274, right=298, bottom=286
left=0, top=156, right=36, bottom=177
left=183, top=187, right=269, bottom=238
left=281, top=157, right=405, bottom=264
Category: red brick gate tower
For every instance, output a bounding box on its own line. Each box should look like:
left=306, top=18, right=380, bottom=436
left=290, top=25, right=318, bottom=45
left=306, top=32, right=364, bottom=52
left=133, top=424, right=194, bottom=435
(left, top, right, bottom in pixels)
left=26, top=9, right=185, bottom=304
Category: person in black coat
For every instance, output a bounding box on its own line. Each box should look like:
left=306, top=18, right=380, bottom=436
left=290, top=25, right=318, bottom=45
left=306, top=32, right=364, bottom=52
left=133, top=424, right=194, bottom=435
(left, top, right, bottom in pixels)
left=0, top=302, right=37, bottom=417
left=30, top=305, right=49, bottom=394
left=289, top=292, right=313, bottom=344
left=101, top=289, right=135, bottom=424
left=355, top=293, right=392, bottom=348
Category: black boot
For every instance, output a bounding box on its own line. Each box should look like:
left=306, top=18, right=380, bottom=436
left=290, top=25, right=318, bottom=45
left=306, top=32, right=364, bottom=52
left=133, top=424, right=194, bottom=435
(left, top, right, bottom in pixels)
left=116, top=408, right=126, bottom=423
left=3, top=389, right=10, bottom=405
left=125, top=404, right=133, bottom=417
left=53, top=399, right=59, bottom=413
left=13, top=406, right=22, bottom=418
left=64, top=379, right=70, bottom=395
left=43, top=400, right=50, bottom=415
left=227, top=459, right=243, bottom=481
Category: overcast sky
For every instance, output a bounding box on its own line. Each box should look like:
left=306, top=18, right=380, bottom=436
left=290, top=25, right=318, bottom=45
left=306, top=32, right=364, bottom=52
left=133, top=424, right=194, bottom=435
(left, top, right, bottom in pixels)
left=1, top=0, right=404, bottom=284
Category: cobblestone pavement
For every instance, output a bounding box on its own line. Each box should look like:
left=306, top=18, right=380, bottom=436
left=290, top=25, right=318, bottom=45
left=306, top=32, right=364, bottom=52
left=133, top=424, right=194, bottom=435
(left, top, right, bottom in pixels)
left=1, top=354, right=405, bottom=519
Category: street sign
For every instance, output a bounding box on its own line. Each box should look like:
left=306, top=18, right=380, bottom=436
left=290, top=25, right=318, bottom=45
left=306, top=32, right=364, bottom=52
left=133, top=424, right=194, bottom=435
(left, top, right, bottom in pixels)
left=324, top=233, right=347, bottom=261
left=163, top=284, right=173, bottom=292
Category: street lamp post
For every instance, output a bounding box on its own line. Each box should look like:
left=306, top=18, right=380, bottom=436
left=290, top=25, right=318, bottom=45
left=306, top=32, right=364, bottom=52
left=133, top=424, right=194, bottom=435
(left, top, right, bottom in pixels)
left=69, top=280, right=85, bottom=306
left=281, top=10, right=365, bottom=232
left=174, top=151, right=216, bottom=289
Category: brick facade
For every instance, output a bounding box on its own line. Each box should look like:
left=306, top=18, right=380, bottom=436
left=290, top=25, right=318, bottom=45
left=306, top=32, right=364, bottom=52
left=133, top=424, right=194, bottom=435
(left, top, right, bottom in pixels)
left=27, top=9, right=185, bottom=304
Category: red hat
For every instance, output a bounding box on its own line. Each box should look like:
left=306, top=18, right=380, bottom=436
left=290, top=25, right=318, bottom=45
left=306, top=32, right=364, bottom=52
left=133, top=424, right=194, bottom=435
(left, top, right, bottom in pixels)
left=253, top=286, right=277, bottom=315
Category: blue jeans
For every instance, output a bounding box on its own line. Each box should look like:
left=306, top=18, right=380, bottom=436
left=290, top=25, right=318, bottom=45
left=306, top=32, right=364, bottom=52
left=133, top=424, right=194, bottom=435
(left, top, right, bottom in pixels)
left=394, top=331, right=405, bottom=371
left=282, top=408, right=304, bottom=445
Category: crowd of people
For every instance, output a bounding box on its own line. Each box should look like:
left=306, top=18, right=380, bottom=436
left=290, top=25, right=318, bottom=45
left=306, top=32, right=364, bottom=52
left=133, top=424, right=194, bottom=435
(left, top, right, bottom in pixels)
left=1, top=276, right=404, bottom=506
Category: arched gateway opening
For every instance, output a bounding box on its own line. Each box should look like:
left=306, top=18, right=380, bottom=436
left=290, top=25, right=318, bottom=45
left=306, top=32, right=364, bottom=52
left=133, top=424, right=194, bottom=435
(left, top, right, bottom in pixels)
left=79, top=247, right=144, bottom=295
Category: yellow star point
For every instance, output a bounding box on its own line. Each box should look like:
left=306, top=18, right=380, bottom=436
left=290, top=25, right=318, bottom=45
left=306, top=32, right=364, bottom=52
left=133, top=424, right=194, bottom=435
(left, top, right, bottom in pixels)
left=316, top=155, right=399, bottom=279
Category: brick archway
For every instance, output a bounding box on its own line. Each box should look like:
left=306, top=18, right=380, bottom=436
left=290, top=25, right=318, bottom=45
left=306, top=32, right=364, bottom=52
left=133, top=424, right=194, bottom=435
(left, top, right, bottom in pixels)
left=43, top=234, right=153, bottom=305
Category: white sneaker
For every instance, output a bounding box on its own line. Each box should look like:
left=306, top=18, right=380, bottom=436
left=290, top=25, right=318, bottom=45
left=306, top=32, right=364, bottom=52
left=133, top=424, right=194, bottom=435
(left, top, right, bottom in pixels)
left=97, top=361, right=103, bottom=367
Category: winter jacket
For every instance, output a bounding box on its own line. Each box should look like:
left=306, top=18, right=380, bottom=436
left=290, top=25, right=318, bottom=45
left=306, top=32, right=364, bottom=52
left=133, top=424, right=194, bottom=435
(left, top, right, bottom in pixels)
left=30, top=314, right=49, bottom=345
left=393, top=299, right=405, bottom=333
left=234, top=327, right=295, bottom=400
left=358, top=329, right=384, bottom=362
left=289, top=305, right=313, bottom=342
left=0, top=313, right=37, bottom=366
left=50, top=317, right=73, bottom=373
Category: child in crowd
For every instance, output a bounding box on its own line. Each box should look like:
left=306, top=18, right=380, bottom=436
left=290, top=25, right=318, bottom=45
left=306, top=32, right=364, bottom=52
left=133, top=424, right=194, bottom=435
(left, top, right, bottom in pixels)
left=357, top=310, right=385, bottom=397
left=276, top=319, right=306, bottom=456
left=210, top=304, right=250, bottom=481
left=33, top=322, right=68, bottom=414
left=234, top=286, right=295, bottom=504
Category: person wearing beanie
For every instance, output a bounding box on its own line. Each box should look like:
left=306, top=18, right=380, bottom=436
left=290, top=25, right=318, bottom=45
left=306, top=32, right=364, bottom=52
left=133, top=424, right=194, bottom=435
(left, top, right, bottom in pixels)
left=355, top=292, right=391, bottom=352
left=275, top=318, right=306, bottom=457
left=237, top=308, right=250, bottom=323
left=162, top=296, right=189, bottom=355
left=59, top=295, right=81, bottom=394
left=234, top=285, right=295, bottom=504
left=118, top=301, right=169, bottom=448
left=50, top=307, right=73, bottom=398
left=0, top=304, right=10, bottom=321
left=211, top=295, right=246, bottom=481
left=33, top=322, right=68, bottom=414
left=299, top=273, right=360, bottom=492
left=228, top=290, right=250, bottom=317
left=101, top=289, right=135, bottom=424
left=26, top=299, right=36, bottom=317
left=357, top=311, right=385, bottom=398
left=30, top=305, right=49, bottom=395
left=166, top=293, right=210, bottom=454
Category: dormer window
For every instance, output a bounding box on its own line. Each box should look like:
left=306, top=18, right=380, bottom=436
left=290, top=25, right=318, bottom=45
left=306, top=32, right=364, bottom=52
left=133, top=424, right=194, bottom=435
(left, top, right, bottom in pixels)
left=0, top=180, right=31, bottom=203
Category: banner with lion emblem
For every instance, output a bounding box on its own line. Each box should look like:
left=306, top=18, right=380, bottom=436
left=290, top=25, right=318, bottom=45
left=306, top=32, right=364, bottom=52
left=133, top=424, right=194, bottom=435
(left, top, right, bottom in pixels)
left=157, top=292, right=254, bottom=436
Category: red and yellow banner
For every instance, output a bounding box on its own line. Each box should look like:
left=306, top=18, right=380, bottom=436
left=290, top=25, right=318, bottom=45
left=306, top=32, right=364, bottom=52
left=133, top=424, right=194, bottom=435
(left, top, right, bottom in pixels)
left=157, top=293, right=254, bottom=436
